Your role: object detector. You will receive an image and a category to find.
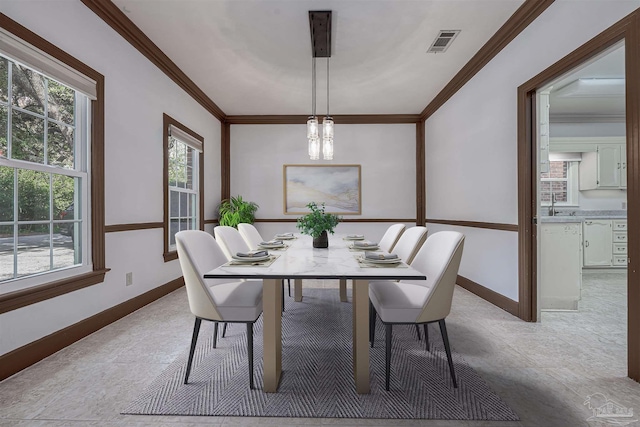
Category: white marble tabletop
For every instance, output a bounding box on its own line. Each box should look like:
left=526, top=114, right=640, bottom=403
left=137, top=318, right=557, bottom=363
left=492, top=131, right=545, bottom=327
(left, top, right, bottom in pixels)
left=204, top=233, right=426, bottom=281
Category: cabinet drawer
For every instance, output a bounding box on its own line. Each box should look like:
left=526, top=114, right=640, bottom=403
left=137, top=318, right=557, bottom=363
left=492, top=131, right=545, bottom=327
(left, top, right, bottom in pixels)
left=613, top=232, right=627, bottom=243
left=613, top=256, right=628, bottom=266
left=613, top=243, right=628, bottom=254
left=613, top=220, right=627, bottom=230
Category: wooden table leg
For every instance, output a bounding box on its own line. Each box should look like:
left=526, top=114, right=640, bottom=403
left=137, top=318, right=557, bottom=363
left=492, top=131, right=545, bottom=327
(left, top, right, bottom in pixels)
left=263, top=278, right=282, bottom=392
left=294, top=278, right=303, bottom=302
left=352, top=279, right=370, bottom=394
left=339, top=278, right=348, bottom=302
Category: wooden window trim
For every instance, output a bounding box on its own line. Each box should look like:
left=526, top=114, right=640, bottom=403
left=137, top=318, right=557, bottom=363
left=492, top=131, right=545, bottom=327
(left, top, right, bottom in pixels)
left=0, top=13, right=107, bottom=315
left=163, top=113, right=205, bottom=262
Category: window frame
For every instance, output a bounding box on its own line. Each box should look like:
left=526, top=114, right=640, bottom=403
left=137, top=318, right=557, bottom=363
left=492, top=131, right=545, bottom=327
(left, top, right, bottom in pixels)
left=541, top=160, right=579, bottom=207
left=162, top=113, right=204, bottom=262
left=0, top=14, right=106, bottom=315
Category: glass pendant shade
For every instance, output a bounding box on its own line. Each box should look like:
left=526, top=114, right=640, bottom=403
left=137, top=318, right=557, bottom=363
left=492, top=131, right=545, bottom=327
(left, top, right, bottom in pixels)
left=307, top=116, right=319, bottom=140
left=322, top=136, right=333, bottom=160
left=322, top=116, right=334, bottom=159
left=309, top=137, right=320, bottom=160
left=323, top=116, right=334, bottom=139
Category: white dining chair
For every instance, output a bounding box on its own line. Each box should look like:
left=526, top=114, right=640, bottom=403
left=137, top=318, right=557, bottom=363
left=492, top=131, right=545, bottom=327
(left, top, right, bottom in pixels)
left=238, top=223, right=293, bottom=299
left=175, top=230, right=263, bottom=388
left=214, top=225, right=251, bottom=261
left=238, top=223, right=263, bottom=250
left=378, top=223, right=406, bottom=253
left=390, top=226, right=428, bottom=265
left=217, top=224, right=289, bottom=311
left=369, top=231, right=465, bottom=390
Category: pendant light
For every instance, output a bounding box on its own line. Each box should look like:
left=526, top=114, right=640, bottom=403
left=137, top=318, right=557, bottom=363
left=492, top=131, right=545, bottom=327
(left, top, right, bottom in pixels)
left=322, top=57, right=334, bottom=160
left=307, top=57, right=320, bottom=160
left=308, top=11, right=333, bottom=160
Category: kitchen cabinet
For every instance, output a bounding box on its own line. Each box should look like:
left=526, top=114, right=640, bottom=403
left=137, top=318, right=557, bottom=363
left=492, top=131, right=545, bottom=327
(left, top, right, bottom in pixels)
left=612, top=220, right=628, bottom=267
left=582, top=219, right=627, bottom=268
left=583, top=220, right=613, bottom=267
left=580, top=144, right=627, bottom=190
left=540, top=222, right=582, bottom=310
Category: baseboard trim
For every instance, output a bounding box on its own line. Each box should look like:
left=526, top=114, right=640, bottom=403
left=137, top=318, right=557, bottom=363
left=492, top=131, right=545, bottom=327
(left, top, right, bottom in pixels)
left=0, top=277, right=184, bottom=381
left=457, top=275, right=519, bottom=317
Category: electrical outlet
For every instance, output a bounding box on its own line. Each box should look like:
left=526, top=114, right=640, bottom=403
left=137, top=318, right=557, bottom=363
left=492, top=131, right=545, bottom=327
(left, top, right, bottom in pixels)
left=126, top=272, right=133, bottom=286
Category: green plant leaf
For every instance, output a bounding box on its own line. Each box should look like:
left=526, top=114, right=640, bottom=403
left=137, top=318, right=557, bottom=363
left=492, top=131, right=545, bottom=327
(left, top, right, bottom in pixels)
left=296, top=202, right=341, bottom=238
left=217, top=195, right=259, bottom=228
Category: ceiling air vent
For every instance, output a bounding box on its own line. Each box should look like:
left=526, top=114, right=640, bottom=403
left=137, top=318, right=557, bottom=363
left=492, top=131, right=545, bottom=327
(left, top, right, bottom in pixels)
left=427, top=30, right=460, bottom=53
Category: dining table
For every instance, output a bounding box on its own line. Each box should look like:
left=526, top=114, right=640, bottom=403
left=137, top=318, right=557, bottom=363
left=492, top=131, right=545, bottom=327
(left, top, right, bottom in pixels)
left=203, top=232, right=426, bottom=394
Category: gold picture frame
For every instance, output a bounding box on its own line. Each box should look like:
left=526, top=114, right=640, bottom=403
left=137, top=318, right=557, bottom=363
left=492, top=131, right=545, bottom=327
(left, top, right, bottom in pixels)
left=283, top=164, right=361, bottom=215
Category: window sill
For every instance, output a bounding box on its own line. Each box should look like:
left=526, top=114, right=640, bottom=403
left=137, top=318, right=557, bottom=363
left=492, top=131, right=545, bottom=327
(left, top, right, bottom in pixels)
left=163, top=251, right=178, bottom=262
left=0, top=269, right=109, bottom=315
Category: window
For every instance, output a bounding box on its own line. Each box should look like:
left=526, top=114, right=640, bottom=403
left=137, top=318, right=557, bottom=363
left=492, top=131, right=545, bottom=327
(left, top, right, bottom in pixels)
left=0, top=48, right=91, bottom=287
left=0, top=17, right=105, bottom=313
left=540, top=160, right=578, bottom=206
left=163, top=114, right=204, bottom=261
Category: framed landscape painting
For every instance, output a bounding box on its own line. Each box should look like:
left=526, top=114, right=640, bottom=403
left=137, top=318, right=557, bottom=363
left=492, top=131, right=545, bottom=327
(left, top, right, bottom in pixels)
left=283, top=165, right=361, bottom=214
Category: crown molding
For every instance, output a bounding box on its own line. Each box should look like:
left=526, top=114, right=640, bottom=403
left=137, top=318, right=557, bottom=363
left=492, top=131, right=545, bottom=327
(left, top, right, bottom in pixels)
left=80, top=0, right=226, bottom=122
left=420, top=0, right=555, bottom=121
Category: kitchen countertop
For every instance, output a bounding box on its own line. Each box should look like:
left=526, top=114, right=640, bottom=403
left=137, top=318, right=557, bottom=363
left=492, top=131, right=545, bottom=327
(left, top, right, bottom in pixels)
left=540, top=209, right=626, bottom=223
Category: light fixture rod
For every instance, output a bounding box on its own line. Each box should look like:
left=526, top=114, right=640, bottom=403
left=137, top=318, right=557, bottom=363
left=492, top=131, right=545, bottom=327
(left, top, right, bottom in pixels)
left=326, top=58, right=330, bottom=116
left=312, top=57, right=316, bottom=117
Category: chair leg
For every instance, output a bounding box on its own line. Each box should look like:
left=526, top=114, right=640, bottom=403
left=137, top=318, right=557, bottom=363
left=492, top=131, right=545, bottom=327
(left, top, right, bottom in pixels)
left=423, top=323, right=430, bottom=352
left=247, top=323, right=254, bottom=389
left=184, top=317, right=202, bottom=384
left=288, top=279, right=291, bottom=297
left=438, top=319, right=457, bottom=388
left=414, top=324, right=421, bottom=341
left=385, top=323, right=392, bottom=391
left=281, top=280, right=285, bottom=312
left=213, top=322, right=219, bottom=348
left=222, top=322, right=228, bottom=338
left=369, top=301, right=376, bottom=347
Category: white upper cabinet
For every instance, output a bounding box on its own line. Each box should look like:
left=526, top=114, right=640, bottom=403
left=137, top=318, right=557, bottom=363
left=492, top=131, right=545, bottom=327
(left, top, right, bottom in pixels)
left=553, top=137, right=627, bottom=190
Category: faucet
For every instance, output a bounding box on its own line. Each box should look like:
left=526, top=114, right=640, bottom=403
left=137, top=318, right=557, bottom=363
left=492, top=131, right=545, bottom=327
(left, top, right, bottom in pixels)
left=548, top=194, right=557, bottom=216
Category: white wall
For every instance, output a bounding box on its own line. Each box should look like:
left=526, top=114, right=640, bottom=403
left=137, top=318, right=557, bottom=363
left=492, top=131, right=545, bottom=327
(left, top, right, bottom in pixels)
left=0, top=1, right=221, bottom=356
left=425, top=0, right=639, bottom=301
left=230, top=124, right=417, bottom=240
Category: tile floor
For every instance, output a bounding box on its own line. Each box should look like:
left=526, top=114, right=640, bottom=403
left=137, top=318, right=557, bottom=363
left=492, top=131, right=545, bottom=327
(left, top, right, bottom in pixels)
left=1, top=271, right=638, bottom=427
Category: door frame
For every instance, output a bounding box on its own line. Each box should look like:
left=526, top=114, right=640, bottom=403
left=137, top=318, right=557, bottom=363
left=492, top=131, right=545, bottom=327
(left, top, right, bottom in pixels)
left=517, top=9, right=640, bottom=381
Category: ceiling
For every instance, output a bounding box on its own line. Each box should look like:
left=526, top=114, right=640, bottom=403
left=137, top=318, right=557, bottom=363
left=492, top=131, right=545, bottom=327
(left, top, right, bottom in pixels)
left=548, top=43, right=625, bottom=119
left=110, top=0, right=525, bottom=116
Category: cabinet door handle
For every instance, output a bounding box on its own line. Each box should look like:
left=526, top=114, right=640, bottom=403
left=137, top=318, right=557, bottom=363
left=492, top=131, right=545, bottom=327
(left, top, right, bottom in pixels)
left=618, top=163, right=621, bottom=169
left=585, top=240, right=589, bottom=247
left=623, top=162, right=627, bottom=169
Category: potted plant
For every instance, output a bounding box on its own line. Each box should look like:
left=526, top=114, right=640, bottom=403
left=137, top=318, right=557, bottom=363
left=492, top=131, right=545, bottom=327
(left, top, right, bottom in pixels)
left=217, top=195, right=259, bottom=228
left=296, top=202, right=341, bottom=248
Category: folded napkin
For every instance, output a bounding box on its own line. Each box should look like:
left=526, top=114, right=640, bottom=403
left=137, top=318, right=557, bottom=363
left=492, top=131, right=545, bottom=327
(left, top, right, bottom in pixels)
left=347, top=234, right=364, bottom=239
left=235, top=250, right=269, bottom=258
left=365, top=252, right=399, bottom=260
left=260, top=240, right=283, bottom=245
left=353, top=240, right=378, bottom=247
left=276, top=232, right=294, bottom=237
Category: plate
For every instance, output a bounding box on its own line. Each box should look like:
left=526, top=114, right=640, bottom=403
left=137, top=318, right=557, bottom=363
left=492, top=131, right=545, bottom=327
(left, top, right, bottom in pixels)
left=275, top=234, right=295, bottom=240
left=345, top=235, right=365, bottom=240
left=258, top=243, right=285, bottom=249
left=351, top=244, right=380, bottom=251
left=361, top=256, right=402, bottom=264
left=231, top=254, right=270, bottom=262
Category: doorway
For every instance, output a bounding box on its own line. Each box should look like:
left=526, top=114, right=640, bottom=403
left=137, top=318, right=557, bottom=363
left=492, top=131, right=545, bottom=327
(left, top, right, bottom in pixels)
left=517, top=11, right=640, bottom=381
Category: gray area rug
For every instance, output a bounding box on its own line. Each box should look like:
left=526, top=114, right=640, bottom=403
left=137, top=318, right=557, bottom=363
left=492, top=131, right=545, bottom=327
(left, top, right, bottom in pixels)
left=124, top=288, right=519, bottom=420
